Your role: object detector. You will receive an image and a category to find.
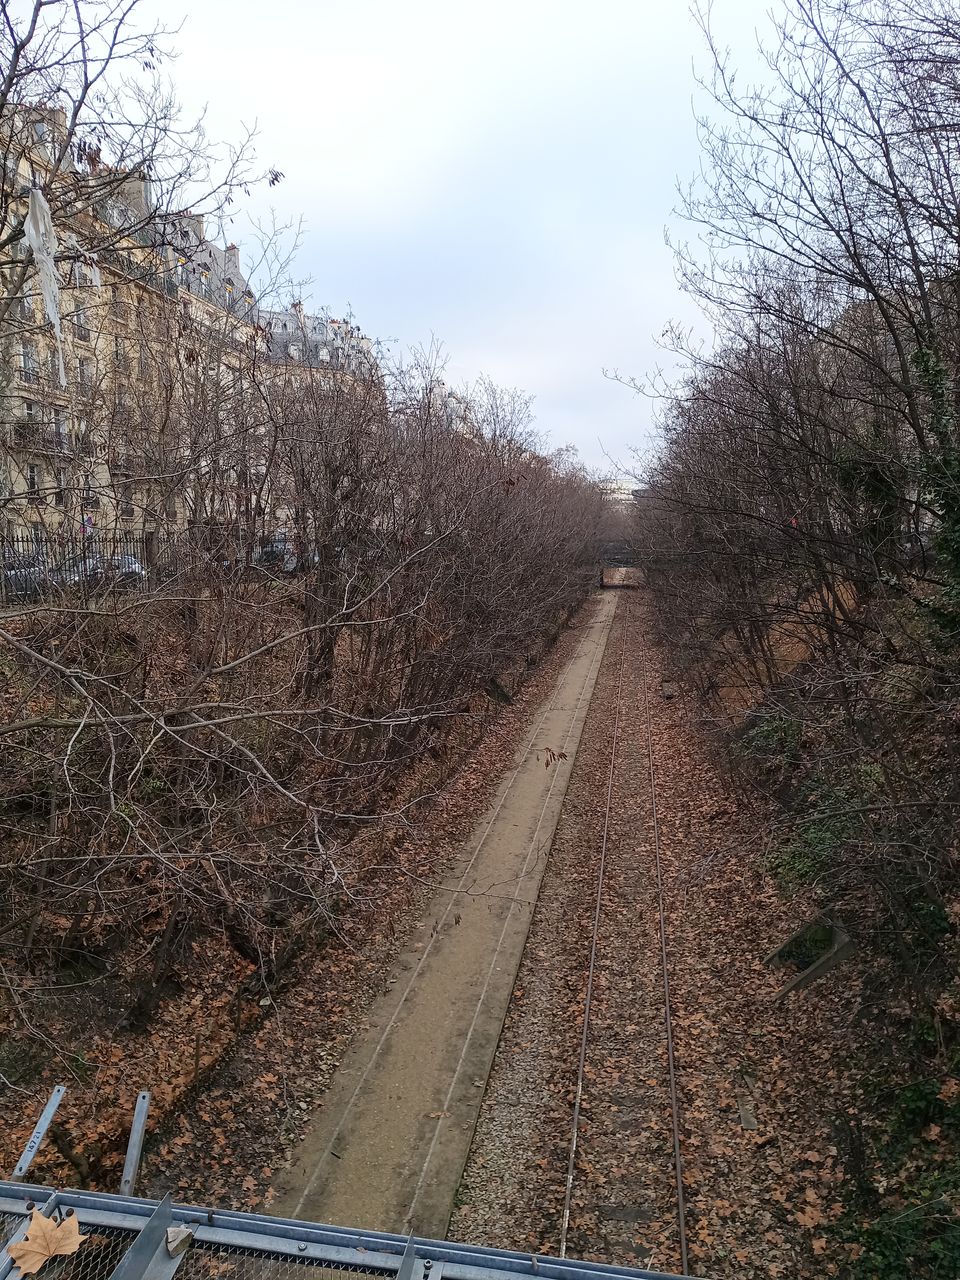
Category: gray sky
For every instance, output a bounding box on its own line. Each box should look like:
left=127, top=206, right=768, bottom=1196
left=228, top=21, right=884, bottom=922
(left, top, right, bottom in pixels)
left=144, top=0, right=758, bottom=472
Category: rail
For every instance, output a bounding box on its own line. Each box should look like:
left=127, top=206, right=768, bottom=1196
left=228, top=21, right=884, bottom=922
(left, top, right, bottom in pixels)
left=558, top=617, right=627, bottom=1257
left=640, top=644, right=688, bottom=1275
left=557, top=605, right=689, bottom=1275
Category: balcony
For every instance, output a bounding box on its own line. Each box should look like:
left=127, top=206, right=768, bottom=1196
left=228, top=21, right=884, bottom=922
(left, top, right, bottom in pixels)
left=100, top=245, right=165, bottom=293
left=10, top=422, right=72, bottom=453
left=18, top=366, right=40, bottom=387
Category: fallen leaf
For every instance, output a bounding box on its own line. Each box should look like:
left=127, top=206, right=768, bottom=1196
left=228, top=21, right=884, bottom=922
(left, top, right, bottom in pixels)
left=795, top=1205, right=824, bottom=1229
left=7, top=1210, right=87, bottom=1276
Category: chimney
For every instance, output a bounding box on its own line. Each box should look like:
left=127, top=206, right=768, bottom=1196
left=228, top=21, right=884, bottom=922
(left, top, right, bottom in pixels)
left=224, top=243, right=240, bottom=274
left=176, top=212, right=205, bottom=248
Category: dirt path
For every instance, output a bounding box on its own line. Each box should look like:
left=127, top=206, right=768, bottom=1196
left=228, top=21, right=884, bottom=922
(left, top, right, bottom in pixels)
left=270, top=591, right=619, bottom=1236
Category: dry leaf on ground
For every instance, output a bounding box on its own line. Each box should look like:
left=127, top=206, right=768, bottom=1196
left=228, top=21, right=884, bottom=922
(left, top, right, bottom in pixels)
left=7, top=1209, right=87, bottom=1276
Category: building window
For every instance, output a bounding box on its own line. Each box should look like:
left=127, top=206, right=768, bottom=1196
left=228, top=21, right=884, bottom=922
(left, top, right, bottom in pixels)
left=73, top=420, right=93, bottom=456
left=81, top=478, right=99, bottom=509
left=20, top=342, right=39, bottom=385
left=54, top=468, right=66, bottom=507
left=25, top=463, right=41, bottom=501
left=22, top=399, right=38, bottom=423
left=119, top=481, right=134, bottom=519
left=77, top=356, right=93, bottom=392
left=72, top=306, right=91, bottom=344
left=52, top=410, right=69, bottom=451
left=33, top=120, right=50, bottom=163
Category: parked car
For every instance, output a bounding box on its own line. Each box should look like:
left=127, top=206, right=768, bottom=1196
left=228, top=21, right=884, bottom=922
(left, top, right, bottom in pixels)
left=50, top=551, right=147, bottom=594
left=253, top=538, right=319, bottom=575
left=0, top=549, right=50, bottom=603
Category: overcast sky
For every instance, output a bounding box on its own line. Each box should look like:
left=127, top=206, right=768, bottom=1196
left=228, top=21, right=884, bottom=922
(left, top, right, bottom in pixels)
left=141, top=0, right=759, bottom=473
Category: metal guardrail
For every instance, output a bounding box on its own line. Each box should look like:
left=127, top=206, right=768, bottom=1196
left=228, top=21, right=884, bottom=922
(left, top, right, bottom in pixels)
left=0, top=1188, right=690, bottom=1280
left=9, top=1088, right=66, bottom=1183
left=0, top=1090, right=692, bottom=1280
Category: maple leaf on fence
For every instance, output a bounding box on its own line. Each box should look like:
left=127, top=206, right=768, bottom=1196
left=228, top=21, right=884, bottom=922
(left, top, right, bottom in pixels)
left=7, top=1209, right=87, bottom=1276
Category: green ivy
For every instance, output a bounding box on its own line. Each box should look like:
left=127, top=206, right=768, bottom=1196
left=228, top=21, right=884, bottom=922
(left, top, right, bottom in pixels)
left=766, top=774, right=859, bottom=894
left=835, top=1057, right=960, bottom=1277
left=739, top=711, right=801, bottom=764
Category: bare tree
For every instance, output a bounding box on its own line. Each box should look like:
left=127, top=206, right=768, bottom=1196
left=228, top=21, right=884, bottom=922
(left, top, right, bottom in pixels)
left=640, top=0, right=960, bottom=994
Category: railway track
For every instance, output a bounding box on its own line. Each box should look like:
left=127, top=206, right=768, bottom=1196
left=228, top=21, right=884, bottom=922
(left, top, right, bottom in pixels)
left=556, top=599, right=689, bottom=1275
left=457, top=593, right=843, bottom=1278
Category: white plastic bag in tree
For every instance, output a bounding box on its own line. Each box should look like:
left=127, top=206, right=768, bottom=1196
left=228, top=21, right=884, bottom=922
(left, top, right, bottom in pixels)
left=22, top=187, right=66, bottom=386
